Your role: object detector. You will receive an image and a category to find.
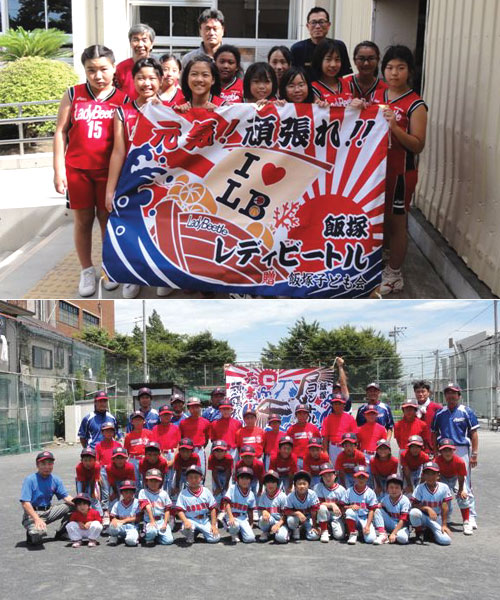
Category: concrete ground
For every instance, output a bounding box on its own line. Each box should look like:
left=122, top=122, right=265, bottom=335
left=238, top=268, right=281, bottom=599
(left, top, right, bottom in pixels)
left=1, top=430, right=498, bottom=600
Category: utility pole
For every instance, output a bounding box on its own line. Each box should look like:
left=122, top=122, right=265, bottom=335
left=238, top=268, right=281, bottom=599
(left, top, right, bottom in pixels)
left=433, top=349, right=440, bottom=397
left=388, top=326, right=407, bottom=353
left=142, top=300, right=148, bottom=382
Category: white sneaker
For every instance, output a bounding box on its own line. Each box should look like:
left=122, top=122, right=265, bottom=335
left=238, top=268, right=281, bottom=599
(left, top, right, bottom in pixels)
left=374, top=533, right=388, bottom=545
left=231, top=535, right=240, bottom=543
left=259, top=532, right=269, bottom=542
left=463, top=521, right=473, bottom=535
left=156, top=287, right=173, bottom=297
left=320, top=530, right=329, bottom=543
left=469, top=516, right=478, bottom=529
left=292, top=528, right=300, bottom=540
left=102, top=278, right=119, bottom=291
left=347, top=532, right=358, bottom=545
left=79, top=266, right=96, bottom=297
left=380, top=267, right=404, bottom=296
left=122, top=284, right=141, bottom=298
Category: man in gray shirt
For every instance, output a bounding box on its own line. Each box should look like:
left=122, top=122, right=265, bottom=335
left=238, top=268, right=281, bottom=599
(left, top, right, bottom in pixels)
left=182, top=9, right=225, bottom=68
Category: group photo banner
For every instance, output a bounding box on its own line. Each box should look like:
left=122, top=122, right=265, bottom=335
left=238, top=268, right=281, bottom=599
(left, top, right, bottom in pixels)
left=224, top=365, right=336, bottom=430
left=103, top=103, right=389, bottom=298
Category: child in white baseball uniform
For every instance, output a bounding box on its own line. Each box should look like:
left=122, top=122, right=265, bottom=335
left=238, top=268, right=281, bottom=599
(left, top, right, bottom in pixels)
left=176, top=464, right=220, bottom=544
left=377, top=473, right=411, bottom=544
left=223, top=466, right=256, bottom=543
left=285, top=471, right=320, bottom=541
left=257, top=470, right=289, bottom=543
left=138, top=468, right=173, bottom=546
left=314, top=462, right=346, bottom=543
left=108, top=480, right=141, bottom=546
left=344, top=465, right=385, bottom=545
left=409, top=461, right=453, bottom=545
left=66, top=493, right=103, bottom=548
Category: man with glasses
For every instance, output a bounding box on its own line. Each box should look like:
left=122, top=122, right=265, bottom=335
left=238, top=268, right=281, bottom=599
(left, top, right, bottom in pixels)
left=291, top=7, right=352, bottom=79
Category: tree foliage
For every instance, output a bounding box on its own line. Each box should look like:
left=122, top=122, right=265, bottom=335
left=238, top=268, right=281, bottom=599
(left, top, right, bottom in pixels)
left=261, top=318, right=402, bottom=392
left=0, top=27, right=70, bottom=61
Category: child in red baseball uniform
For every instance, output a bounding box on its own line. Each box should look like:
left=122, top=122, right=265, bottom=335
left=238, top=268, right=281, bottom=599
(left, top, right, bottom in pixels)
left=321, top=393, right=358, bottom=465
left=151, top=404, right=180, bottom=462
left=286, top=404, right=320, bottom=469
left=356, top=407, right=388, bottom=467
left=215, top=45, right=244, bottom=103
left=235, top=406, right=265, bottom=458
left=370, top=439, right=399, bottom=498
left=209, top=399, right=241, bottom=459
left=208, top=440, right=234, bottom=509
left=235, top=445, right=265, bottom=497
left=371, top=45, right=428, bottom=295
left=138, top=441, right=169, bottom=491
left=303, top=437, right=330, bottom=487
left=269, top=436, right=298, bottom=493
left=124, top=410, right=152, bottom=483
left=263, top=413, right=284, bottom=469
left=159, top=54, right=184, bottom=106
left=75, top=448, right=102, bottom=514
left=105, top=447, right=136, bottom=510
left=53, top=45, right=128, bottom=297
left=66, top=493, right=103, bottom=548
left=171, top=438, right=201, bottom=498
left=95, top=421, right=121, bottom=468
left=400, top=435, right=430, bottom=494
left=394, top=398, right=432, bottom=452
left=179, top=397, right=210, bottom=475
left=334, top=433, right=366, bottom=488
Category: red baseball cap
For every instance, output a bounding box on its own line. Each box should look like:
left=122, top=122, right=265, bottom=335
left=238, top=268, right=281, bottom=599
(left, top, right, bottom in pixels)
left=138, top=387, right=152, bottom=397
left=407, top=435, right=424, bottom=448
left=438, top=438, right=456, bottom=450
left=120, top=480, right=136, bottom=490
left=240, top=445, right=256, bottom=456
left=268, top=413, right=281, bottom=423
left=401, top=398, right=418, bottom=409
left=211, top=387, right=225, bottom=396
left=341, top=432, right=357, bottom=444
left=159, top=404, right=173, bottom=415
left=319, top=462, right=335, bottom=476
left=187, top=397, right=201, bottom=406
left=308, top=437, right=323, bottom=448
left=279, top=435, right=294, bottom=447
left=145, top=441, right=161, bottom=452
left=112, top=447, right=128, bottom=458
left=236, top=466, right=254, bottom=478
left=366, top=382, right=381, bottom=390
left=179, top=438, right=194, bottom=450
left=376, top=439, right=391, bottom=449
left=444, top=382, right=461, bottom=393
left=36, top=450, right=55, bottom=463
left=364, top=407, right=379, bottom=415
left=212, top=440, right=228, bottom=451
left=94, top=390, right=108, bottom=401
left=130, top=410, right=145, bottom=420
left=219, top=399, right=233, bottom=409
left=145, top=468, right=163, bottom=481
left=80, top=448, right=96, bottom=458
left=422, top=461, right=440, bottom=472
left=295, top=404, right=309, bottom=413
left=330, top=393, right=346, bottom=403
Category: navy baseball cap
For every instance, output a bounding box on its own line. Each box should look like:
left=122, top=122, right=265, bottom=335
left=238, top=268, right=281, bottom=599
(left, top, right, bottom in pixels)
left=112, top=447, right=128, bottom=458
left=386, top=474, right=403, bottom=487
left=353, top=465, right=370, bottom=478
left=240, top=445, right=256, bottom=456
left=279, top=435, right=294, bottom=447
left=130, top=410, right=145, bottom=420
left=308, top=437, right=323, bottom=448
left=293, top=470, right=311, bottom=484
left=159, top=404, right=173, bottom=415
left=422, top=461, right=440, bottom=472
left=376, top=438, right=391, bottom=449
left=145, top=441, right=161, bottom=452
left=319, top=462, right=335, bottom=476
left=438, top=438, right=456, bottom=450
left=171, top=394, right=184, bottom=405
left=186, top=464, right=203, bottom=476
left=81, top=448, right=96, bottom=458
left=268, top=413, right=281, bottom=423
left=341, top=432, right=357, bottom=444
left=402, top=398, right=419, bottom=409
left=36, top=450, right=55, bottom=462
left=444, top=382, right=461, bottom=393
left=366, top=382, right=381, bottom=390
left=94, top=390, right=108, bottom=401
left=101, top=421, right=116, bottom=430
left=236, top=466, right=254, bottom=478
left=179, top=438, right=194, bottom=450
left=145, top=468, right=163, bottom=481
left=211, top=387, right=225, bottom=396
left=263, top=470, right=280, bottom=482
left=243, top=406, right=257, bottom=417
left=138, top=387, right=152, bottom=397
left=212, top=439, right=228, bottom=451
left=73, top=493, right=92, bottom=504
left=219, top=399, right=232, bottom=409
left=407, top=435, right=424, bottom=448
left=120, top=480, right=136, bottom=490
left=295, top=404, right=309, bottom=413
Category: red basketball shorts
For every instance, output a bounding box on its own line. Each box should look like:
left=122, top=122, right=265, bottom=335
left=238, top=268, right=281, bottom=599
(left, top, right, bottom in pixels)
left=385, top=169, right=418, bottom=215
left=66, top=165, right=108, bottom=210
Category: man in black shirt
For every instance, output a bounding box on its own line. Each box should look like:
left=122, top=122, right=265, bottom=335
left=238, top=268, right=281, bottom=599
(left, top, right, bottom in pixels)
left=291, top=7, right=352, bottom=79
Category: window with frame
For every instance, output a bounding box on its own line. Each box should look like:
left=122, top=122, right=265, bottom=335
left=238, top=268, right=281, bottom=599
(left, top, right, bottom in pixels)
left=83, top=311, right=100, bottom=328
left=54, top=346, right=64, bottom=369
left=32, top=345, right=53, bottom=370
left=6, top=0, right=72, bottom=32
left=59, top=301, right=79, bottom=328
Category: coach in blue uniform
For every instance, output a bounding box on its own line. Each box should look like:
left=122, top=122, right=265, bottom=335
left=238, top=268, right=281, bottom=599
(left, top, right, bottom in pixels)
left=78, top=390, right=120, bottom=449
left=356, top=382, right=395, bottom=440
left=202, top=387, right=224, bottom=422
left=20, top=451, right=73, bottom=545
left=126, top=386, right=160, bottom=432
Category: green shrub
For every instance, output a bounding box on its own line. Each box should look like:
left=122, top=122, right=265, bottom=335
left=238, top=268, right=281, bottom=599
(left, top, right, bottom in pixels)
left=0, top=56, right=78, bottom=136
left=0, top=27, right=70, bottom=61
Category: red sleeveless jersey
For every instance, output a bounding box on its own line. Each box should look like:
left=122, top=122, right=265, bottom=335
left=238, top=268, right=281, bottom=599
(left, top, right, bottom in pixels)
left=161, top=85, right=185, bottom=107
left=343, top=74, right=387, bottom=100
left=116, top=100, right=141, bottom=152
left=115, top=58, right=137, bottom=99
left=312, top=78, right=352, bottom=106
left=220, top=77, right=244, bottom=103
left=66, top=83, right=128, bottom=170
left=372, top=87, right=428, bottom=174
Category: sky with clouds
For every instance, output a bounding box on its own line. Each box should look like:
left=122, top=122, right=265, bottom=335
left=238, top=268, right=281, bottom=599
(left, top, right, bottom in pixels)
left=114, top=299, right=496, bottom=379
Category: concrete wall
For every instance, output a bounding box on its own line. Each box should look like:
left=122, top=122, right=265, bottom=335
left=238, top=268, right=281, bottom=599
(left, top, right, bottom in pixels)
left=372, top=0, right=419, bottom=52
left=65, top=400, right=94, bottom=443
left=334, top=0, right=373, bottom=56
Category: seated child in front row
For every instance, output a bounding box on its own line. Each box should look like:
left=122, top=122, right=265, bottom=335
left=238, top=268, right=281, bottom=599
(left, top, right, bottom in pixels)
left=314, top=462, right=346, bottom=543
left=66, top=493, right=103, bottom=548
left=257, top=470, right=289, bottom=543
left=377, top=473, right=411, bottom=544
left=344, top=465, right=385, bottom=545
left=285, top=471, right=320, bottom=541
left=107, top=480, right=141, bottom=546
left=223, top=467, right=256, bottom=543
left=138, top=468, right=173, bottom=546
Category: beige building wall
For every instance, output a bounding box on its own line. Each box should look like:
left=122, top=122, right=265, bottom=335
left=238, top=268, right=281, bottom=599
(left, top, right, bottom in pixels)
left=415, top=0, right=500, bottom=295
left=334, top=0, right=372, bottom=55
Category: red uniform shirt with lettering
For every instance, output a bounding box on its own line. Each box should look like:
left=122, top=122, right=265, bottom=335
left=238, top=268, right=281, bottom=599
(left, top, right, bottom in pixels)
left=394, top=418, right=432, bottom=451
left=286, top=422, right=321, bottom=459
left=235, top=425, right=265, bottom=457
left=321, top=412, right=358, bottom=445
left=303, top=450, right=331, bottom=476
left=179, top=416, right=210, bottom=446
left=106, top=462, right=136, bottom=487
left=139, top=455, right=169, bottom=477
left=263, top=429, right=285, bottom=457
left=435, top=454, right=467, bottom=479
left=312, top=78, right=352, bottom=106
left=124, top=429, right=152, bottom=457
left=399, top=449, right=430, bottom=471
left=356, top=422, right=387, bottom=452
left=209, top=417, right=241, bottom=449
left=95, top=439, right=121, bottom=467
left=70, top=508, right=102, bottom=524
left=65, top=83, right=128, bottom=170
left=370, top=455, right=399, bottom=478
left=75, top=462, right=101, bottom=483
left=220, top=77, right=244, bottom=103
left=343, top=74, right=387, bottom=100
left=334, top=449, right=366, bottom=474
left=269, top=453, right=298, bottom=478
left=208, top=453, right=234, bottom=474
left=151, top=422, right=181, bottom=452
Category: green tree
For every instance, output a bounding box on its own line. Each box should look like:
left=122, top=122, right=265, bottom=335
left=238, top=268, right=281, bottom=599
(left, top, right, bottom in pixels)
left=0, top=27, right=70, bottom=61
left=261, top=320, right=402, bottom=392
left=10, top=1, right=72, bottom=32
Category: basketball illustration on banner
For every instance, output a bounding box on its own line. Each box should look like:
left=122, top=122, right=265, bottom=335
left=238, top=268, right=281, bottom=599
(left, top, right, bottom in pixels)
left=103, top=103, right=389, bottom=297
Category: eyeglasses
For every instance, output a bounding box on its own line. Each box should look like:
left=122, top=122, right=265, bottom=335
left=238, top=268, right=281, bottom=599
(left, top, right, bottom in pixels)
left=308, top=19, right=329, bottom=26
left=355, top=56, right=378, bottom=63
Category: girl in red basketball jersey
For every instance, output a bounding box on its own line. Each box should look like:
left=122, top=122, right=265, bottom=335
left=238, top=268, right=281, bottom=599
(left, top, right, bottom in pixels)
left=343, top=41, right=387, bottom=101
left=176, top=56, right=225, bottom=112
left=311, top=39, right=352, bottom=106
left=278, top=67, right=316, bottom=104
left=371, top=46, right=428, bottom=295
left=53, top=45, right=128, bottom=297
left=215, top=45, right=244, bottom=103
left=105, top=57, right=169, bottom=299
left=159, top=54, right=185, bottom=106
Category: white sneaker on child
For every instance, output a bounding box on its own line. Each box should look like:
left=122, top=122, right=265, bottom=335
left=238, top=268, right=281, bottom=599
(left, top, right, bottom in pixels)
left=320, top=530, right=330, bottom=543
left=79, top=266, right=96, bottom=297
left=463, top=521, right=473, bottom=535
left=122, top=284, right=141, bottom=298
left=347, top=532, right=358, bottom=545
